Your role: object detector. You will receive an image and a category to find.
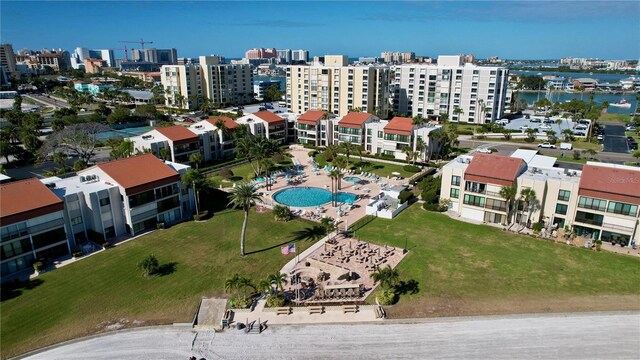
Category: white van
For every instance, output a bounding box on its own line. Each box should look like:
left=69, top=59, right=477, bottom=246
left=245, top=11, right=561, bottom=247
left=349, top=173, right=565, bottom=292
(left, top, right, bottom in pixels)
left=560, top=142, right=573, bottom=150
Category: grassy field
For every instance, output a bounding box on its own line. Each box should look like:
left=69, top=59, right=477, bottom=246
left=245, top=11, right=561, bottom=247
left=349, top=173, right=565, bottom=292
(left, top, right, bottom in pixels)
left=0, top=209, right=315, bottom=358
left=208, top=157, right=293, bottom=185
left=352, top=205, right=640, bottom=317
left=599, top=113, right=631, bottom=123
left=313, top=152, right=414, bottom=178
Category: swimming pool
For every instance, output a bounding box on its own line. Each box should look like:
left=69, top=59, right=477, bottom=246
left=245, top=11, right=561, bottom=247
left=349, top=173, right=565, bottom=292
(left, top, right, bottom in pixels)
left=273, top=187, right=356, bottom=207
left=344, top=176, right=362, bottom=183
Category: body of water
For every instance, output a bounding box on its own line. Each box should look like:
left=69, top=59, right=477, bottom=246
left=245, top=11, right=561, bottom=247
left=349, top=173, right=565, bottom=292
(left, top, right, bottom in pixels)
left=511, top=70, right=636, bottom=84
left=518, top=92, right=638, bottom=114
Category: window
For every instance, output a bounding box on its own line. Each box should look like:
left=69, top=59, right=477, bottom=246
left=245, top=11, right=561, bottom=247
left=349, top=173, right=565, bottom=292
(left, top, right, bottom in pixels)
left=606, top=201, right=638, bottom=217
left=450, top=188, right=459, bottom=199
left=71, top=216, right=83, bottom=225
left=465, top=181, right=486, bottom=194
left=128, top=190, right=156, bottom=208
left=451, top=175, right=460, bottom=186
left=578, top=196, right=606, bottom=211
left=463, top=194, right=485, bottom=207
left=555, top=204, right=568, bottom=215
left=485, top=198, right=506, bottom=211
left=575, top=211, right=604, bottom=226
left=99, top=197, right=110, bottom=206
left=557, top=190, right=571, bottom=202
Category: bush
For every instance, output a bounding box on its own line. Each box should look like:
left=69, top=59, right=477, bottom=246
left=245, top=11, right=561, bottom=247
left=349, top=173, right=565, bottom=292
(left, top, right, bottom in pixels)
left=265, top=294, right=285, bottom=308
left=423, top=203, right=446, bottom=212
left=489, top=147, right=498, bottom=153
left=573, top=150, right=581, bottom=160
left=403, top=165, right=420, bottom=173
left=307, top=150, right=318, bottom=158
left=398, top=190, right=413, bottom=204
left=193, top=210, right=209, bottom=221
left=458, top=130, right=474, bottom=135
left=532, top=222, right=543, bottom=233
left=272, top=153, right=284, bottom=163
left=376, top=289, right=397, bottom=305
left=32, top=261, right=45, bottom=272
left=72, top=251, right=83, bottom=258
left=409, top=168, right=435, bottom=185
left=218, top=168, right=234, bottom=179
left=272, top=205, right=293, bottom=221
left=421, top=190, right=439, bottom=204
left=156, top=222, right=165, bottom=229
left=137, top=254, right=159, bottom=277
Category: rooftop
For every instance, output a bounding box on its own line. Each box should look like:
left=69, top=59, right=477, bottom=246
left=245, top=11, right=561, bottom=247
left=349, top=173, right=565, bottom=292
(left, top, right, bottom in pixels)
left=155, top=125, right=198, bottom=143
left=338, top=112, right=374, bottom=129
left=206, top=115, right=239, bottom=129
left=383, top=116, right=414, bottom=135
left=253, top=110, right=285, bottom=124
left=92, top=153, right=180, bottom=193
left=48, top=175, right=117, bottom=198
left=579, top=162, right=640, bottom=205
left=297, top=110, right=328, bottom=125
left=510, top=149, right=557, bottom=169
left=465, top=153, right=525, bottom=187
left=0, top=178, right=63, bottom=223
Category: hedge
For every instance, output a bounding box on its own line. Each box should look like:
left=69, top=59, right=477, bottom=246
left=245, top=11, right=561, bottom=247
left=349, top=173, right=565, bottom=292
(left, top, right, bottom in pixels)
left=398, top=190, right=413, bottom=204
left=403, top=165, right=420, bottom=173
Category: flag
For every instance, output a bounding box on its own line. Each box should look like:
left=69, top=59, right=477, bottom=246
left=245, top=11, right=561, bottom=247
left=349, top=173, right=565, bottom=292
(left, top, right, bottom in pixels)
left=281, top=244, right=296, bottom=255
left=288, top=244, right=296, bottom=253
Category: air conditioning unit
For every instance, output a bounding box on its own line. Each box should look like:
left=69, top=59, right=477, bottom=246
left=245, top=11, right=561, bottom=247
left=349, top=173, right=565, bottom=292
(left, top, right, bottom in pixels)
left=80, top=176, right=86, bottom=182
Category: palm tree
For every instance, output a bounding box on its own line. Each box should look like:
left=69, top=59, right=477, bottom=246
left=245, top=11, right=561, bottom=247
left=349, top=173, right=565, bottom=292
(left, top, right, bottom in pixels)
left=371, top=266, right=399, bottom=290
left=452, top=107, right=464, bottom=122
left=332, top=156, right=347, bottom=190
left=519, top=188, right=537, bottom=227
left=225, top=273, right=240, bottom=299
left=340, top=141, right=356, bottom=165
left=159, top=148, right=171, bottom=161
left=519, top=99, right=528, bottom=112
left=402, top=146, right=413, bottom=163
left=182, top=169, right=205, bottom=215
left=189, top=152, right=203, bottom=169
left=416, top=137, right=427, bottom=163
left=562, top=129, right=574, bottom=142
left=237, top=276, right=255, bottom=301
left=546, top=130, right=557, bottom=143
left=214, top=119, right=229, bottom=158
left=439, top=113, right=449, bottom=124
left=499, top=185, right=518, bottom=225
left=328, top=168, right=341, bottom=206
left=355, top=144, right=364, bottom=163
left=228, top=183, right=262, bottom=256
left=257, top=278, right=272, bottom=295
left=267, top=272, right=287, bottom=294
left=411, top=115, right=425, bottom=127
left=260, top=157, right=274, bottom=191
left=324, top=144, right=339, bottom=162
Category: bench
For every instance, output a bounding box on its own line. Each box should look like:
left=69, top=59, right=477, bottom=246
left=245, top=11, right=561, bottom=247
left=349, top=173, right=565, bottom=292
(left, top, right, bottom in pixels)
left=275, top=307, right=291, bottom=315
left=308, top=306, right=324, bottom=315
left=374, top=306, right=386, bottom=319
left=342, top=305, right=359, bottom=314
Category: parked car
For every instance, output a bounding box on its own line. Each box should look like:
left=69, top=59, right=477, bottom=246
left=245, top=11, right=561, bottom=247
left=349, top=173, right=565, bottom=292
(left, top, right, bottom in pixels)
left=625, top=125, right=636, bottom=131
left=524, top=114, right=531, bottom=119
left=538, top=142, right=556, bottom=149
left=574, top=131, right=586, bottom=136
left=183, top=118, right=195, bottom=123
left=596, top=135, right=604, bottom=141
left=560, top=142, right=573, bottom=150
left=540, top=124, right=552, bottom=130
left=575, top=125, right=588, bottom=131
left=578, top=120, right=590, bottom=125
left=627, top=136, right=635, bottom=142
left=520, top=125, right=530, bottom=130
left=496, top=119, right=509, bottom=125
left=630, top=142, right=638, bottom=150
left=476, top=147, right=492, bottom=154
left=530, top=118, right=542, bottom=123
left=543, top=119, right=554, bottom=124
left=274, top=110, right=283, bottom=114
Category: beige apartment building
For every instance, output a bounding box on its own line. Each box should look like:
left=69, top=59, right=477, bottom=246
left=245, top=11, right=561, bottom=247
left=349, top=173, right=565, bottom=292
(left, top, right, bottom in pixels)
left=286, top=55, right=390, bottom=118
left=161, top=56, right=252, bottom=110
left=440, top=151, right=640, bottom=246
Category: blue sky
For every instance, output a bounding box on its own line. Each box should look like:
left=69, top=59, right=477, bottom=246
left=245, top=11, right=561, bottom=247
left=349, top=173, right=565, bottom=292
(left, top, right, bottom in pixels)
left=2, top=1, right=639, bottom=60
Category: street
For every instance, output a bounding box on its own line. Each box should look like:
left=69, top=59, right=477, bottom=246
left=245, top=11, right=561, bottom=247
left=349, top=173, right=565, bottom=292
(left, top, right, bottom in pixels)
left=21, top=312, right=640, bottom=360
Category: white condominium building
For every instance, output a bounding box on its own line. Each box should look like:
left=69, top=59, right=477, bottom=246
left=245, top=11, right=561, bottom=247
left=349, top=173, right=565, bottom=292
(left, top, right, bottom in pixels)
left=286, top=55, right=390, bottom=117
left=161, top=55, right=253, bottom=110
left=440, top=151, right=640, bottom=246
left=236, top=111, right=288, bottom=144
left=392, top=55, right=509, bottom=123
left=295, top=110, right=442, bottom=161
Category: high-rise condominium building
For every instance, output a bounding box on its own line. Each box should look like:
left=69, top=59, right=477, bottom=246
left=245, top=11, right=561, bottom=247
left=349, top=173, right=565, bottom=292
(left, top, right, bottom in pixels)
left=381, top=51, right=415, bottom=64
left=392, top=55, right=509, bottom=123
left=0, top=44, right=18, bottom=79
left=161, top=55, right=253, bottom=110
left=245, top=48, right=277, bottom=60
left=132, top=48, right=178, bottom=65
left=291, top=50, right=309, bottom=62
left=277, top=49, right=292, bottom=64
left=286, top=55, right=390, bottom=117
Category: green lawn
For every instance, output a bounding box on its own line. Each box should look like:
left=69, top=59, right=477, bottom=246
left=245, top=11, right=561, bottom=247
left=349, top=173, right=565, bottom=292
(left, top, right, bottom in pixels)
left=599, top=113, right=631, bottom=123
left=352, top=205, right=640, bottom=316
left=313, top=152, right=414, bottom=178
left=552, top=155, right=599, bottom=164
left=0, top=209, right=315, bottom=358
left=208, top=157, right=293, bottom=185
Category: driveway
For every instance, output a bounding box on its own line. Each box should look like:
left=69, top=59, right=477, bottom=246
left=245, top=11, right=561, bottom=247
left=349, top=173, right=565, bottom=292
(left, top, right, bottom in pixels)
left=603, top=124, right=629, bottom=153
left=21, top=312, right=640, bottom=360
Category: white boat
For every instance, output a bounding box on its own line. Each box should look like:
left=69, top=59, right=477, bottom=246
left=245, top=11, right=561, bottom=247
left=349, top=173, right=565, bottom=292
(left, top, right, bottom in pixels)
left=609, top=99, right=631, bottom=108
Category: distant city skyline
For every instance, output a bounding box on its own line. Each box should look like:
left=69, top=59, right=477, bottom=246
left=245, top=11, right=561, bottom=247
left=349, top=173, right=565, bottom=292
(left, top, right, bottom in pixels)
left=2, top=1, right=639, bottom=60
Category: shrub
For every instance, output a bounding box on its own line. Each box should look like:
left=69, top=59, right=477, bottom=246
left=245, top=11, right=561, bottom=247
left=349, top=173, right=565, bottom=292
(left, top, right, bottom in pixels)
left=193, top=210, right=209, bottom=221
left=272, top=205, right=293, bottom=221
left=72, top=251, right=83, bottom=258
left=307, top=150, right=317, bottom=158
left=403, top=165, right=420, bottom=173
left=323, top=149, right=335, bottom=162
left=156, top=222, right=165, bottom=230
left=532, top=222, right=543, bottom=233
left=218, top=168, right=234, bottom=179
left=573, top=150, right=581, bottom=160
left=376, top=289, right=397, bottom=305
left=265, top=294, right=285, bottom=308
left=272, top=153, right=284, bottom=163
left=32, top=261, right=45, bottom=272
left=421, top=190, right=439, bottom=204
left=137, top=254, right=159, bottom=277
left=489, top=147, right=498, bottom=153
left=423, top=203, right=446, bottom=212
left=458, top=130, right=474, bottom=135
left=398, top=190, right=413, bottom=204
left=233, top=297, right=253, bottom=309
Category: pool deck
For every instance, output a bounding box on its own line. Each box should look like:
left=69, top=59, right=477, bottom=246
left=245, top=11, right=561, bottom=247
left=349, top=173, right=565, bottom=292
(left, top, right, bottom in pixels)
left=258, top=146, right=406, bottom=231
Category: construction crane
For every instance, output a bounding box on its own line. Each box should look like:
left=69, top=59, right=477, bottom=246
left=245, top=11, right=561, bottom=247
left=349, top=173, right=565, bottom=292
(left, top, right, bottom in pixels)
left=118, top=38, right=154, bottom=49
left=113, top=45, right=129, bottom=61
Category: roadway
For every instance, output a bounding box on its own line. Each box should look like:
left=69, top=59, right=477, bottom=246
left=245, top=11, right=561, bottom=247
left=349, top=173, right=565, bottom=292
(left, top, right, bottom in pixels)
left=20, top=312, right=640, bottom=360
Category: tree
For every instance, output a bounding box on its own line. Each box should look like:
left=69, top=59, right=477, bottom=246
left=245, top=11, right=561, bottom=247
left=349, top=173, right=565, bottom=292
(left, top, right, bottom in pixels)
left=519, top=188, right=537, bottom=227
left=452, top=107, right=464, bottom=121
left=228, top=183, right=262, bottom=256
left=189, top=152, right=204, bottom=169
left=267, top=272, right=287, bottom=294
left=182, top=169, right=205, bottom=215
left=371, top=265, right=399, bottom=290
left=633, top=149, right=640, bottom=163
left=332, top=156, right=347, bottom=190
left=109, top=139, right=134, bottom=160
left=137, top=255, right=159, bottom=277
left=525, top=128, right=537, bottom=142
left=339, top=141, right=356, bottom=165
left=225, top=273, right=240, bottom=299
left=42, top=122, right=110, bottom=163
left=561, top=129, right=574, bottom=142
left=214, top=119, right=229, bottom=157
left=237, top=276, right=255, bottom=301
left=263, top=84, right=284, bottom=102
left=411, top=115, right=425, bottom=127
left=53, top=152, right=68, bottom=170
left=0, top=139, right=16, bottom=164
left=12, top=94, right=23, bottom=113
left=199, top=96, right=214, bottom=114
left=134, top=104, right=158, bottom=120
left=546, top=130, right=557, bottom=143
left=328, top=168, right=341, bottom=206
left=502, top=128, right=512, bottom=141
left=439, top=113, right=449, bottom=124
left=499, top=185, right=518, bottom=225
left=159, top=148, right=171, bottom=161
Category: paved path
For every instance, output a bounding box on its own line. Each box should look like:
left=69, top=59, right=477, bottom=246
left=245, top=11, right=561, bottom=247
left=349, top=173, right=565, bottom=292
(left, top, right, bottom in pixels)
left=21, top=312, right=640, bottom=359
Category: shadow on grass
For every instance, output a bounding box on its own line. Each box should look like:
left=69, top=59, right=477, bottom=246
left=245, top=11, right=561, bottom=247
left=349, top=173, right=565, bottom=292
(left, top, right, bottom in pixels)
left=394, top=279, right=420, bottom=295
left=1, top=278, right=44, bottom=302
left=245, top=225, right=327, bottom=256
left=156, top=262, right=177, bottom=276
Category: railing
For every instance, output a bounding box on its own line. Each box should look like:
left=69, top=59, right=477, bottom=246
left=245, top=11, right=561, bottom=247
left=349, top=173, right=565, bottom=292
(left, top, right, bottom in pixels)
left=601, top=223, right=635, bottom=233
left=131, top=209, right=158, bottom=224
left=28, top=218, right=65, bottom=235
left=485, top=190, right=502, bottom=198
left=484, top=204, right=507, bottom=212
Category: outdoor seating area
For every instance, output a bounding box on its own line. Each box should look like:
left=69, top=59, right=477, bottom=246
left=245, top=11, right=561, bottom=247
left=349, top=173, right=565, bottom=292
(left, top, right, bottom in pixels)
left=287, top=234, right=407, bottom=305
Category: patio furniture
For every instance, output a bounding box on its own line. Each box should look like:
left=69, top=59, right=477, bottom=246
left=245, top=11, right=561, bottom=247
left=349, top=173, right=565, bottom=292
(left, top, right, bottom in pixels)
left=309, top=306, right=324, bottom=314
left=342, top=305, right=359, bottom=314
left=276, top=307, right=292, bottom=315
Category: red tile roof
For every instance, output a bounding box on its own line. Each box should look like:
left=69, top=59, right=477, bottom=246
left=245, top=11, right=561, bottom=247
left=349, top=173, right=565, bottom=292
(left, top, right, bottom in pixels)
left=297, top=110, right=327, bottom=125
left=0, top=178, right=64, bottom=225
left=253, top=111, right=284, bottom=124
left=384, top=117, right=414, bottom=136
left=465, top=154, right=525, bottom=187
left=207, top=116, right=239, bottom=129
left=155, top=125, right=198, bottom=145
left=338, top=112, right=374, bottom=129
left=579, top=164, right=640, bottom=205
left=93, top=153, right=180, bottom=195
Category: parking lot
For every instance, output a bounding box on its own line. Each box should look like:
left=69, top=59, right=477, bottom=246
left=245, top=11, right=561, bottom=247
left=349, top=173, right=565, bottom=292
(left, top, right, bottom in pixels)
left=502, top=115, right=590, bottom=138
left=603, top=124, right=632, bottom=153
